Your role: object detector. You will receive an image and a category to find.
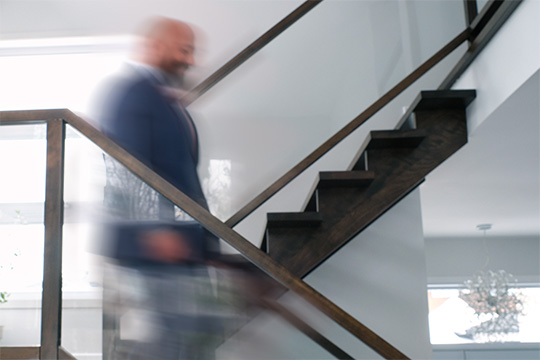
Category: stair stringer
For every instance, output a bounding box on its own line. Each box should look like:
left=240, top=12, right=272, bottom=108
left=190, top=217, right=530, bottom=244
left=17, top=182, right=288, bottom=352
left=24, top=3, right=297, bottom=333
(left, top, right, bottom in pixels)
left=264, top=90, right=476, bottom=278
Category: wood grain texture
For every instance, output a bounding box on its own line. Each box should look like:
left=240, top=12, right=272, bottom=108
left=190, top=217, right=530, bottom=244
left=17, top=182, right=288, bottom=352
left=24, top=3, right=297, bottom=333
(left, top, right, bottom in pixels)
left=40, top=119, right=65, bottom=360
left=0, top=109, right=67, bottom=125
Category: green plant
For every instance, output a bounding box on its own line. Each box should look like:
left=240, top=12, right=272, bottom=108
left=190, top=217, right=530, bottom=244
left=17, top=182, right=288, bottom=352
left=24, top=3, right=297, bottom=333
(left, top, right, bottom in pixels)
left=0, top=292, right=8, bottom=304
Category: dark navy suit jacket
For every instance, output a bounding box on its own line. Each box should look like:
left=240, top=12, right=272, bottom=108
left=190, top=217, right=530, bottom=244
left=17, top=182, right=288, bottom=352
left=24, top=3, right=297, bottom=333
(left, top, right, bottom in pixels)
left=100, top=66, right=208, bottom=209
left=99, top=65, right=218, bottom=263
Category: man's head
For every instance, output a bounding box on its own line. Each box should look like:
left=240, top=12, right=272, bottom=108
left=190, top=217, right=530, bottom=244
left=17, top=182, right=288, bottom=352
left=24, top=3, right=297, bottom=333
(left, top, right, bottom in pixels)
left=136, top=17, right=196, bottom=84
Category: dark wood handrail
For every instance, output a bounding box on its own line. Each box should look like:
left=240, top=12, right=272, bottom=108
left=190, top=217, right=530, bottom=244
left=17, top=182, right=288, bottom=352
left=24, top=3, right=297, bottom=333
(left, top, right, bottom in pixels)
left=224, top=28, right=470, bottom=227
left=0, top=109, right=409, bottom=359
left=184, top=0, right=323, bottom=105
left=469, top=0, right=504, bottom=39
left=438, top=0, right=521, bottom=89
left=41, top=119, right=65, bottom=360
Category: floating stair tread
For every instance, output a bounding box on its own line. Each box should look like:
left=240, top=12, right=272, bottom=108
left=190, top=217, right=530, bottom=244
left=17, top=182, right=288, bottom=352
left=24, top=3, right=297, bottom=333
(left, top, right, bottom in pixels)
left=367, top=129, right=426, bottom=149
left=395, top=89, right=476, bottom=130
left=414, top=89, right=476, bottom=110
left=318, top=171, right=375, bottom=188
left=267, top=212, right=322, bottom=228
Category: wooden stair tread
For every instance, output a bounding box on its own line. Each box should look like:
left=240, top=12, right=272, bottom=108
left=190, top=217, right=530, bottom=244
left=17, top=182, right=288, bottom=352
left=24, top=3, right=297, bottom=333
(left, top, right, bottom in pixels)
left=318, top=170, right=375, bottom=188
left=267, top=212, right=322, bottom=228
left=367, top=129, right=426, bottom=149
left=414, top=89, right=476, bottom=110
left=395, top=89, right=477, bottom=130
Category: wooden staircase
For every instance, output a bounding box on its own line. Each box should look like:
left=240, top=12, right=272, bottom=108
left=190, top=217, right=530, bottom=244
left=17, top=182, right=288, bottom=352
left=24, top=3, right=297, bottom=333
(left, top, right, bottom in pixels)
left=262, top=89, right=476, bottom=278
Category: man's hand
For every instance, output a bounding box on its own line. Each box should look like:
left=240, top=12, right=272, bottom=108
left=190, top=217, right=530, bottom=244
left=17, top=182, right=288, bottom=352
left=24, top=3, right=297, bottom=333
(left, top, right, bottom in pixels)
left=140, top=228, right=193, bottom=263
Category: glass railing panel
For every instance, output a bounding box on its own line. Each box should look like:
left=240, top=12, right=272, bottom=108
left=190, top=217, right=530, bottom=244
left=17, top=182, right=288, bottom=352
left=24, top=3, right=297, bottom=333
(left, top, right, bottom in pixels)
left=227, top=188, right=431, bottom=359
left=62, top=119, right=378, bottom=359
left=404, top=0, right=467, bottom=64
left=59, top=133, right=339, bottom=359
left=189, top=0, right=468, bottom=227
left=0, top=124, right=46, bottom=347
left=216, top=287, right=385, bottom=359
left=62, top=111, right=436, bottom=358
left=61, top=125, right=107, bottom=358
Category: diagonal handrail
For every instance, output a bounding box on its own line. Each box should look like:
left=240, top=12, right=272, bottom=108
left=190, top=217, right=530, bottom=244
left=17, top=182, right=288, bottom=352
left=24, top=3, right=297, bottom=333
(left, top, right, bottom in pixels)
left=438, top=0, right=521, bottom=89
left=224, top=28, right=470, bottom=227
left=185, top=0, right=323, bottom=105
left=0, top=109, right=409, bottom=359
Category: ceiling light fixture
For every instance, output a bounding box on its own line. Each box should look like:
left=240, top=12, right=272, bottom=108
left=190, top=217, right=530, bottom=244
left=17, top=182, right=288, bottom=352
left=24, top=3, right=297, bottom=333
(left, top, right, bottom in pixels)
left=457, top=224, right=524, bottom=342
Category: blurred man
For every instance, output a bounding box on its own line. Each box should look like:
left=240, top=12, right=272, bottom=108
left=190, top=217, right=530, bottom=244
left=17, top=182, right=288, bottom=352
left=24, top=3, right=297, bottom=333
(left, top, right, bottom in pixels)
left=100, top=17, right=208, bottom=218
left=98, top=17, right=223, bottom=360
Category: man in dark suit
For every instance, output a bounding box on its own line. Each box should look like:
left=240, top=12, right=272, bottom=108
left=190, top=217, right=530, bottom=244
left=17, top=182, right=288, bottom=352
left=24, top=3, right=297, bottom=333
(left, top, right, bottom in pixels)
left=99, top=16, right=221, bottom=258
left=98, top=17, right=224, bottom=359
left=101, top=17, right=207, bottom=216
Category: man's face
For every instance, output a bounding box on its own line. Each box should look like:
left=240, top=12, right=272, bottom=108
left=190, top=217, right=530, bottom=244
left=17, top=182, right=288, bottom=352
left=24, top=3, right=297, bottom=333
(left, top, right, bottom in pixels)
left=158, top=24, right=195, bottom=83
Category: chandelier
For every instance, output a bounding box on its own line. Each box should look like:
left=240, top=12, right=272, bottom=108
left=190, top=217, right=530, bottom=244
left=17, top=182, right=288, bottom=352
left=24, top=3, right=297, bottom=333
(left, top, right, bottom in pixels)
left=457, top=224, right=524, bottom=342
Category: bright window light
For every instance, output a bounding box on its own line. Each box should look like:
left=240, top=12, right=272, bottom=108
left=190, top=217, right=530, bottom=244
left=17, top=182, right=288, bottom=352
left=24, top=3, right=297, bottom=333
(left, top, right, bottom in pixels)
left=428, top=286, right=540, bottom=344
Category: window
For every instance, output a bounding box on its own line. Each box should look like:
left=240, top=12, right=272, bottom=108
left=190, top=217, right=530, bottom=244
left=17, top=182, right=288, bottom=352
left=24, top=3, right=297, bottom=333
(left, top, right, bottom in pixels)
left=428, top=286, right=540, bottom=344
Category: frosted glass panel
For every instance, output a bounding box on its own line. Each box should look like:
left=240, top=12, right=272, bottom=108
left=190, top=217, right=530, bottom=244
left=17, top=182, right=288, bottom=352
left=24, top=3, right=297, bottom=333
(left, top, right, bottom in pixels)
left=61, top=125, right=106, bottom=359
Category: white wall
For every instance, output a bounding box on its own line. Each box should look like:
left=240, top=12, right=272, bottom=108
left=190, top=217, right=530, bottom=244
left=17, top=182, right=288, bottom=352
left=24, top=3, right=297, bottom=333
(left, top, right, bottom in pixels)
left=218, top=189, right=432, bottom=359
left=425, top=235, right=540, bottom=285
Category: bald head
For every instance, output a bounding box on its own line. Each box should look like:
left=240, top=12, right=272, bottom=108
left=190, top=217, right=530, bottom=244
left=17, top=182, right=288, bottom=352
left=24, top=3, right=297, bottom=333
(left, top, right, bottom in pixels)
left=136, top=17, right=195, bottom=82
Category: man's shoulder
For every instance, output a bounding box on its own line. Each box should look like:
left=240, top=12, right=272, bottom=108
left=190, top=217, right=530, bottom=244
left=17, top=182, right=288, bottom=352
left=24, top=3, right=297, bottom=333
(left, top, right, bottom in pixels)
left=109, top=70, right=153, bottom=94
left=102, top=72, right=162, bottom=111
